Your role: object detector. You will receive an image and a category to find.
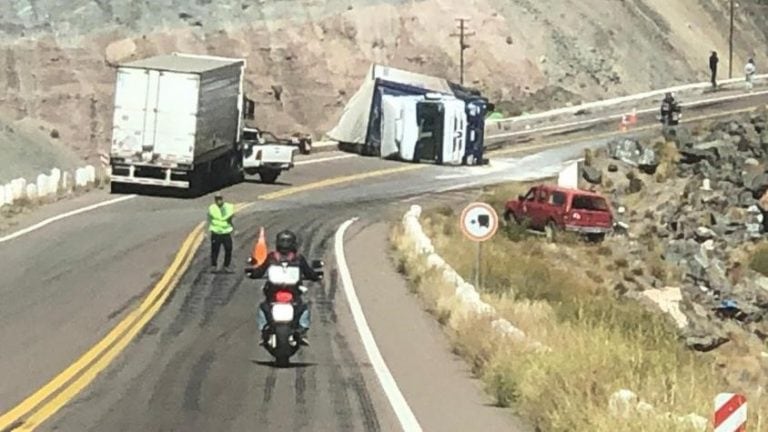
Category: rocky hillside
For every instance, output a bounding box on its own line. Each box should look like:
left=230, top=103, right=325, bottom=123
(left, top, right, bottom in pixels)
left=577, top=110, right=768, bottom=377
left=1, top=0, right=767, bottom=171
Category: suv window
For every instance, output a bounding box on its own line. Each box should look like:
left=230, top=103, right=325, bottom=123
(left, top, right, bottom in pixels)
left=523, top=189, right=536, bottom=201
left=549, top=191, right=566, bottom=206
left=572, top=195, right=609, bottom=211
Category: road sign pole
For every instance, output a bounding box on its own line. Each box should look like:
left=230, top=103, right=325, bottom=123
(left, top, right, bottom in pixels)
left=460, top=202, right=498, bottom=290
left=475, top=241, right=482, bottom=290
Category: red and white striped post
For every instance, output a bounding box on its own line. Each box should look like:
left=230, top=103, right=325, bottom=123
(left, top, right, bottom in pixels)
left=98, top=151, right=110, bottom=168
left=714, top=393, right=747, bottom=432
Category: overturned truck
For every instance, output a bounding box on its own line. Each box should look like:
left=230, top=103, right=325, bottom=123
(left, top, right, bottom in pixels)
left=328, top=64, right=492, bottom=165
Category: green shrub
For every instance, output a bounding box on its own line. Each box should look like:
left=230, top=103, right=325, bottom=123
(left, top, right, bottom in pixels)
left=749, top=243, right=768, bottom=276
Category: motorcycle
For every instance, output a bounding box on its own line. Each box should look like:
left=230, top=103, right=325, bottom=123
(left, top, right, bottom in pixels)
left=246, top=257, right=324, bottom=367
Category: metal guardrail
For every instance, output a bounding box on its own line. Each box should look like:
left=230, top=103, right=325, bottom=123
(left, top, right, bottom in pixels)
left=487, top=74, right=768, bottom=126
left=485, top=88, right=768, bottom=141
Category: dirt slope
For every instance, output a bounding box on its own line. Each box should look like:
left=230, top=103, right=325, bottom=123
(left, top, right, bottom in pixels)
left=0, top=0, right=766, bottom=170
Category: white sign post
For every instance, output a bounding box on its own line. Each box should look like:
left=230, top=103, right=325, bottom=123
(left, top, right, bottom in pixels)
left=459, top=202, right=499, bottom=290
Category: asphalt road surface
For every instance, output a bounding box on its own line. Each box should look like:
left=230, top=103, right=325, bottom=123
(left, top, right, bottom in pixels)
left=42, top=204, right=531, bottom=432
left=1, top=91, right=766, bottom=431
left=43, top=205, right=395, bottom=431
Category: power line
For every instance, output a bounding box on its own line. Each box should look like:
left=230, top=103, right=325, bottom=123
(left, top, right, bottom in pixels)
left=450, top=18, right=475, bottom=85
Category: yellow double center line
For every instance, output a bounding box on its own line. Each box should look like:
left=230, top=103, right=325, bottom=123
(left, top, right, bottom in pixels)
left=0, top=164, right=422, bottom=432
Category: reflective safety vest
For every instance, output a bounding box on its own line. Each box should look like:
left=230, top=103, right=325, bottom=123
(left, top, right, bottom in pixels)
left=208, top=203, right=234, bottom=234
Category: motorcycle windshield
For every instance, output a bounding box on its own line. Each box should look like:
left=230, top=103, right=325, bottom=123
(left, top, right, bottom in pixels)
left=267, top=265, right=301, bottom=285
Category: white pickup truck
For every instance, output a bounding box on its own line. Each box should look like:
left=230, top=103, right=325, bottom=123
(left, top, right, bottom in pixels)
left=241, top=127, right=295, bottom=184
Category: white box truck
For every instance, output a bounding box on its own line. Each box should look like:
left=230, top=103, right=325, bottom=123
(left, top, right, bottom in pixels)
left=108, top=52, right=294, bottom=193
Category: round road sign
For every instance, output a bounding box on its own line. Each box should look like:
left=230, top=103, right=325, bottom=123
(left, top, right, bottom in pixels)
left=459, top=202, right=499, bottom=242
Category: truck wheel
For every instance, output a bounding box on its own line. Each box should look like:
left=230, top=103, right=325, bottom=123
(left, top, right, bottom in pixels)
left=586, top=233, right=606, bottom=243
left=299, top=139, right=312, bottom=155
left=545, top=220, right=558, bottom=242
left=502, top=209, right=516, bottom=226
left=259, top=170, right=280, bottom=184
left=232, top=169, right=245, bottom=185
left=228, top=155, right=244, bottom=185
left=189, top=164, right=210, bottom=197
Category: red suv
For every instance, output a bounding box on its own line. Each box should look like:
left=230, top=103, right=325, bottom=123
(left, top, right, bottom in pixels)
left=503, top=184, right=614, bottom=241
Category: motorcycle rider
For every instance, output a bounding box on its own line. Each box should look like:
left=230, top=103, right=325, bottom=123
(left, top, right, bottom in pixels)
left=246, top=230, right=321, bottom=346
left=660, top=92, right=682, bottom=127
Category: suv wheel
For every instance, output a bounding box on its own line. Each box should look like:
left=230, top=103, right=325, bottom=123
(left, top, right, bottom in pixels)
left=502, top=209, right=513, bottom=225
left=545, top=220, right=558, bottom=242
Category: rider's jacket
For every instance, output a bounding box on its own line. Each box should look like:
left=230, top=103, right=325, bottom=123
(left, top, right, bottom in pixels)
left=248, top=251, right=321, bottom=299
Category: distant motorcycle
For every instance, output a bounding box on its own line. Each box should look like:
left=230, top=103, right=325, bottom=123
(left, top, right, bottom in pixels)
left=659, top=94, right=682, bottom=127
left=246, top=257, right=324, bottom=367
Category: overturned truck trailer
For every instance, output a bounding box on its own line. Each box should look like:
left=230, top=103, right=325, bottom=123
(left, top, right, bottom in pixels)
left=328, top=64, right=491, bottom=165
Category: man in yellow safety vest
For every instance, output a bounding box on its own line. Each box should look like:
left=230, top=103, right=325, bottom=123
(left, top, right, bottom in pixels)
left=208, top=194, right=235, bottom=272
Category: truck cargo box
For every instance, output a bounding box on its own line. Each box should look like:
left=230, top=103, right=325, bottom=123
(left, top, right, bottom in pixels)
left=110, top=53, right=245, bottom=170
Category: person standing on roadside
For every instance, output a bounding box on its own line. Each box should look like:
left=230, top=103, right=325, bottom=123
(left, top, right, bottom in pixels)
left=745, top=58, right=757, bottom=92
left=208, top=193, right=235, bottom=272
left=709, top=51, right=719, bottom=88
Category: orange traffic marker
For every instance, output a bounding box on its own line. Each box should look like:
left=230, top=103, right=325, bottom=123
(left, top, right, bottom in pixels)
left=628, top=108, right=637, bottom=125
left=251, top=226, right=268, bottom=266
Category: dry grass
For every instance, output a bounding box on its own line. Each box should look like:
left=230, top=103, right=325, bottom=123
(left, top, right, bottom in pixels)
left=391, top=185, right=768, bottom=432
left=749, top=242, right=768, bottom=277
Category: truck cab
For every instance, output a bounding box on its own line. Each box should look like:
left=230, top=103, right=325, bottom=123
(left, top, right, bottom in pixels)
left=380, top=93, right=475, bottom=165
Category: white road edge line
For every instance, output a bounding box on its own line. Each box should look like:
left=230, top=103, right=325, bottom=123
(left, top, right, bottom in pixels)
left=0, top=194, right=136, bottom=244
left=295, top=154, right=356, bottom=165
left=334, top=218, right=423, bottom=432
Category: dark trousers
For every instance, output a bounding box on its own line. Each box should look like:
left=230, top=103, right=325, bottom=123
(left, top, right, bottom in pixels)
left=211, top=233, right=233, bottom=267
left=711, top=69, right=717, bottom=87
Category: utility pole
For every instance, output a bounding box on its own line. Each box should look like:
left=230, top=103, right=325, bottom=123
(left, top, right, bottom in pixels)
left=729, top=0, right=734, bottom=79
left=450, top=18, right=475, bottom=85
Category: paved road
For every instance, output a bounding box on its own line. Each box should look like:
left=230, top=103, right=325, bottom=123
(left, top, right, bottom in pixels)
left=43, top=195, right=531, bottom=431
left=1, top=91, right=766, bottom=430
left=0, top=152, right=398, bottom=414
left=0, top=145, right=581, bottom=431
left=42, top=205, right=395, bottom=431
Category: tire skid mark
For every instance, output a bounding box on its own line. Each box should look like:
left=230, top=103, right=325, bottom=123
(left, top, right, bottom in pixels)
left=183, top=350, right=215, bottom=412
left=292, top=366, right=309, bottom=431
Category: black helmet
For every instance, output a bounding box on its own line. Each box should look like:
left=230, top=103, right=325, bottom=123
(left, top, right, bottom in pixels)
left=275, top=230, right=298, bottom=254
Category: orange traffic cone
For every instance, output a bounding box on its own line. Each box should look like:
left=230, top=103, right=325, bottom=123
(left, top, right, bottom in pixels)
left=251, top=226, right=268, bottom=266
left=628, top=108, right=637, bottom=125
